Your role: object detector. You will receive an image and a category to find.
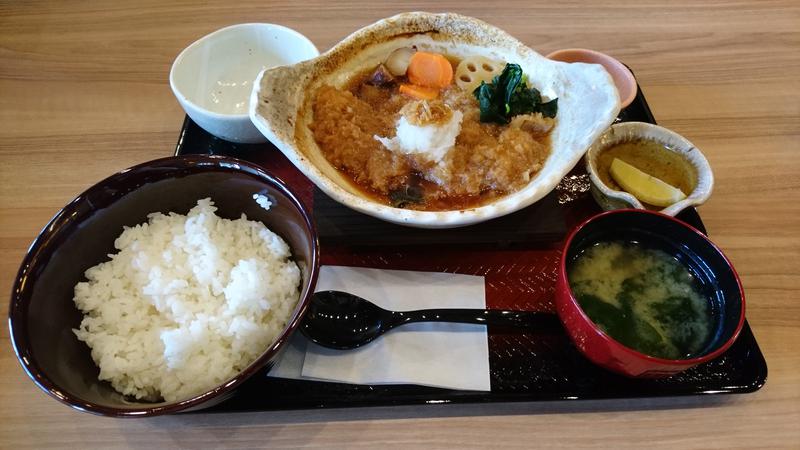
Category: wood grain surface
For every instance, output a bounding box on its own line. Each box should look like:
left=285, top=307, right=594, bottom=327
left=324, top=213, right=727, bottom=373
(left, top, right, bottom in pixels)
left=1, top=1, right=798, bottom=448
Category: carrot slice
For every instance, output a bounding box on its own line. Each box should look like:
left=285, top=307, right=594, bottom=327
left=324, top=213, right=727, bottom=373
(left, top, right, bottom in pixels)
left=407, top=52, right=454, bottom=89
left=399, top=83, right=439, bottom=100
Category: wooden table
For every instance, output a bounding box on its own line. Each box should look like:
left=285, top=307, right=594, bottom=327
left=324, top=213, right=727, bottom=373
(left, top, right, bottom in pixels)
left=1, top=1, right=798, bottom=448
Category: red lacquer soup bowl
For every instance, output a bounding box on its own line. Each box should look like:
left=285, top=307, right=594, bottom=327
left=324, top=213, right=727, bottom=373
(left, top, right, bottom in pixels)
left=556, top=209, right=745, bottom=378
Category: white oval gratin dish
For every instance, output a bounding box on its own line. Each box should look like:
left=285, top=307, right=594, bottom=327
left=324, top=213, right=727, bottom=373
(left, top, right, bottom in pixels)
left=250, top=12, right=620, bottom=228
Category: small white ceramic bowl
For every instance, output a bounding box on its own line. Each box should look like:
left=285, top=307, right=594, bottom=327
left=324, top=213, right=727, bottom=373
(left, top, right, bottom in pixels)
left=170, top=23, right=319, bottom=144
left=586, top=122, right=713, bottom=216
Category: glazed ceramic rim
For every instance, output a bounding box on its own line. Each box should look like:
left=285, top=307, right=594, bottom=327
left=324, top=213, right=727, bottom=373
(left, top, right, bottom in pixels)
left=169, top=23, right=319, bottom=120
left=559, top=208, right=746, bottom=367
left=8, top=154, right=320, bottom=417
left=545, top=48, right=637, bottom=108
left=585, top=121, right=714, bottom=216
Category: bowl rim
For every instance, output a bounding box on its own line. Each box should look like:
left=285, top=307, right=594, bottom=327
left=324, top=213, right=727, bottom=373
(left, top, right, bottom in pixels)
left=7, top=154, right=320, bottom=417
left=169, top=22, right=319, bottom=120
left=585, top=121, right=714, bottom=217
left=559, top=208, right=746, bottom=366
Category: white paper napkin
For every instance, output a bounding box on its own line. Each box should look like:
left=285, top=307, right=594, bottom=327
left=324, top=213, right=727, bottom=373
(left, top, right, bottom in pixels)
left=268, top=266, right=490, bottom=391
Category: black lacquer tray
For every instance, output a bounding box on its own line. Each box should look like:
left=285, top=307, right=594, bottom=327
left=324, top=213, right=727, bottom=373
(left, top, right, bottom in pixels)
left=175, top=80, right=766, bottom=412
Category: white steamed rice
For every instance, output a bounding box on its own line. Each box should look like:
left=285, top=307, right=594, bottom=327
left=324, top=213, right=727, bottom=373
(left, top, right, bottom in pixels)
left=73, top=198, right=301, bottom=402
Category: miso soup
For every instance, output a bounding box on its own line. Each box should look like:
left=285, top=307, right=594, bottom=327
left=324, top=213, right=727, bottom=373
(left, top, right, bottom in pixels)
left=568, top=241, right=713, bottom=359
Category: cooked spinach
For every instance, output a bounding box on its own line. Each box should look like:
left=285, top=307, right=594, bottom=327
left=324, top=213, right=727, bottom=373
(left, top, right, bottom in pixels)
left=473, top=63, right=558, bottom=124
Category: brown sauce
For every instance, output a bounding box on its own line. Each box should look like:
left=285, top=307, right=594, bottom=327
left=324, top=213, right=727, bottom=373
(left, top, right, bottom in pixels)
left=309, top=58, right=554, bottom=211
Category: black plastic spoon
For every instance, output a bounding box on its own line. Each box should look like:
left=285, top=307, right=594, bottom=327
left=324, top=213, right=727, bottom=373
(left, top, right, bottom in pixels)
left=300, top=290, right=562, bottom=350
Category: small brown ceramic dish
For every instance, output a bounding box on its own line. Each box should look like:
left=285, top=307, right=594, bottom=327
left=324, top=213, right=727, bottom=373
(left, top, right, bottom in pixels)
left=250, top=12, right=620, bottom=228
left=8, top=155, right=319, bottom=417
left=585, top=122, right=713, bottom=216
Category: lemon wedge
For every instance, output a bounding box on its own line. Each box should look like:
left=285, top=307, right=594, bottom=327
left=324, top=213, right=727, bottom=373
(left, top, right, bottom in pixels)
left=609, top=158, right=686, bottom=207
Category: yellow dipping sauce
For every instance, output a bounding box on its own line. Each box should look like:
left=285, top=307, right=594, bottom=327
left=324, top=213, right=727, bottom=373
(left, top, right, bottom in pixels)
left=597, top=139, right=697, bottom=208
